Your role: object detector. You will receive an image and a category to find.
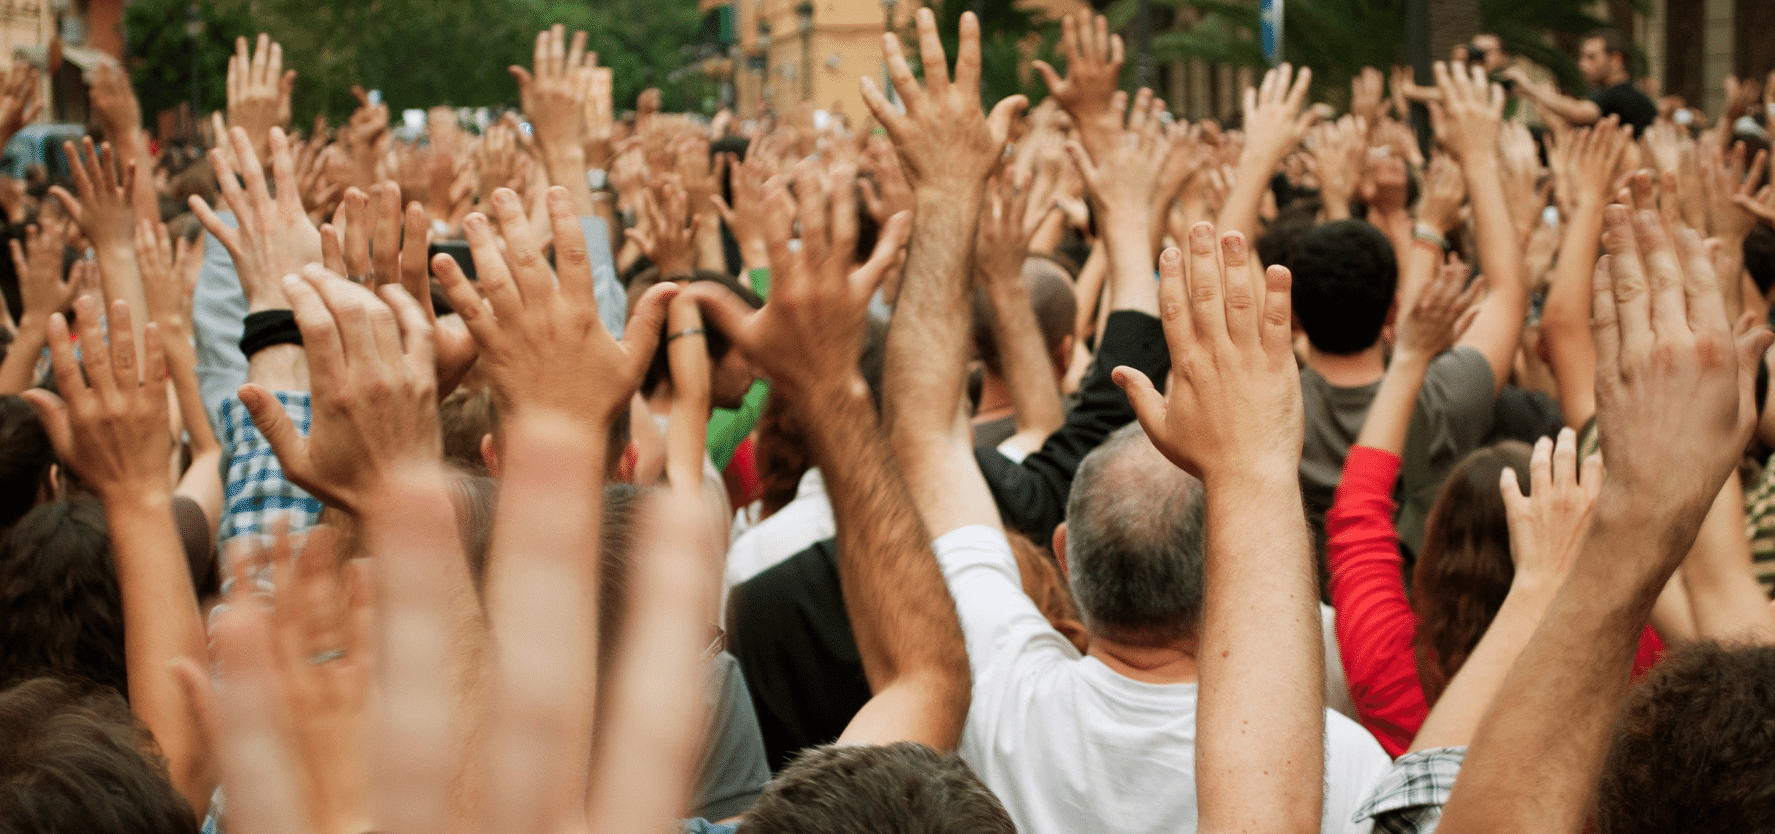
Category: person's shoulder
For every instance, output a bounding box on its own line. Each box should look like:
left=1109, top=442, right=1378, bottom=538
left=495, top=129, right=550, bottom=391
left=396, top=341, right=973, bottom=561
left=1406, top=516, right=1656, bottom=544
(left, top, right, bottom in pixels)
left=1424, top=346, right=1494, bottom=392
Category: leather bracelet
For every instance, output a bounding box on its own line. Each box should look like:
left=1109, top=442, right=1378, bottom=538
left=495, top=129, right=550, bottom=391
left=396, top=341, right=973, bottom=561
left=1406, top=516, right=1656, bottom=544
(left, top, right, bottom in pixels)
left=239, top=310, right=303, bottom=358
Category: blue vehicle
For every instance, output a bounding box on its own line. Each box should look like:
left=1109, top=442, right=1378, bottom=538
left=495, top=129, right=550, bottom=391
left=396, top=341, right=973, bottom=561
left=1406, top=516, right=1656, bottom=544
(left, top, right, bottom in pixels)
left=1, top=123, right=86, bottom=181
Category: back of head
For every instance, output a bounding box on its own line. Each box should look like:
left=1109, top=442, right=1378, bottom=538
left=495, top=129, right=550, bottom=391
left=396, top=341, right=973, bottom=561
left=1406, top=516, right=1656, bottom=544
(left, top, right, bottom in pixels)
left=971, top=259, right=1078, bottom=375
left=1064, top=424, right=1207, bottom=646
left=0, top=677, right=196, bottom=833
left=1410, top=441, right=1530, bottom=704
left=738, top=741, right=1015, bottom=834
left=1586, top=28, right=1634, bottom=72
left=0, top=499, right=125, bottom=696
left=1596, top=641, right=1775, bottom=833
left=0, top=396, right=54, bottom=538
left=1289, top=220, right=1397, bottom=355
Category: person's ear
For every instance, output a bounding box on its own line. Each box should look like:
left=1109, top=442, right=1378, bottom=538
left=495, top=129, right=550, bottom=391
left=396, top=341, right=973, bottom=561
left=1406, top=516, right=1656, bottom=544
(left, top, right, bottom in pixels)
left=1052, top=522, right=1070, bottom=578
left=480, top=433, right=501, bottom=479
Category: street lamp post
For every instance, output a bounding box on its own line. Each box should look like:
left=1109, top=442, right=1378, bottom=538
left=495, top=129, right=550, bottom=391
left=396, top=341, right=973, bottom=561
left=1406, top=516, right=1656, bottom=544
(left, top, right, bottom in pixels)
left=796, top=1, right=812, bottom=103
left=184, top=4, right=203, bottom=130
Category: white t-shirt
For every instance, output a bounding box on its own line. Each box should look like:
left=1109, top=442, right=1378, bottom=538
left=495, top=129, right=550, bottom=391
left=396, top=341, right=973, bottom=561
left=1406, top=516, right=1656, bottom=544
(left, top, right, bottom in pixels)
left=934, top=525, right=1390, bottom=834
left=724, top=468, right=835, bottom=589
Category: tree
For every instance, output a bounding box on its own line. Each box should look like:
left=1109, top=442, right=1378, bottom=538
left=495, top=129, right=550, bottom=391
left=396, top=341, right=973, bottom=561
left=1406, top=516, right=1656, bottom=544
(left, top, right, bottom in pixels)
left=125, top=0, right=255, bottom=120
left=907, top=0, right=1062, bottom=106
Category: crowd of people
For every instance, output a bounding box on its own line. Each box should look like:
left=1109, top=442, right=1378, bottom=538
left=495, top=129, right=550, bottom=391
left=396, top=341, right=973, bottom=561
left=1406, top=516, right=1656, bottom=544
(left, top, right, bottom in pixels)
left=0, top=10, right=1773, bottom=832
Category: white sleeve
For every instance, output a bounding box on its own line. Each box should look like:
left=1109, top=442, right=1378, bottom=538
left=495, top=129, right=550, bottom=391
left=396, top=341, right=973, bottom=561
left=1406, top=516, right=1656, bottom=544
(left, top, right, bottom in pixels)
left=933, top=525, right=1070, bottom=667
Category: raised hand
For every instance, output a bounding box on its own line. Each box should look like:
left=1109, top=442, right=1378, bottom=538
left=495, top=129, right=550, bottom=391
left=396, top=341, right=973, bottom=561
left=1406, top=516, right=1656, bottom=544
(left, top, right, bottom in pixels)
left=0, top=61, right=39, bottom=145
left=511, top=24, right=596, bottom=211
left=858, top=134, right=913, bottom=224
left=1417, top=153, right=1468, bottom=234
left=51, top=137, right=137, bottom=257
left=1237, top=63, right=1317, bottom=172
left=240, top=266, right=440, bottom=515
left=625, top=179, right=697, bottom=277
left=710, top=150, right=772, bottom=273
left=87, top=63, right=144, bottom=149
left=1702, top=140, right=1768, bottom=241
left=1430, top=61, right=1504, bottom=165
left=1311, top=114, right=1367, bottom=221
left=1590, top=206, right=1770, bottom=539
left=192, top=126, right=324, bottom=313
left=688, top=164, right=911, bottom=400
left=859, top=8, right=1027, bottom=197
left=1113, top=223, right=1301, bottom=483
left=975, top=165, right=1033, bottom=286
left=1351, top=66, right=1385, bottom=125
left=8, top=222, right=71, bottom=328
left=436, top=187, right=673, bottom=427
left=1031, top=12, right=1125, bottom=156
left=343, top=86, right=389, bottom=189
left=1395, top=255, right=1483, bottom=362
left=134, top=220, right=197, bottom=346
left=1502, top=427, right=1603, bottom=589
left=1067, top=88, right=1169, bottom=226
left=228, top=34, right=296, bottom=163
left=22, top=298, right=169, bottom=497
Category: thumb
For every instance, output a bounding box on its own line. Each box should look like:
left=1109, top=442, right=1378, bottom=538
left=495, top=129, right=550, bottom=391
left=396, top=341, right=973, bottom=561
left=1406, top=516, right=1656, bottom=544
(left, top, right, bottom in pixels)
left=19, top=388, right=72, bottom=460
left=239, top=384, right=312, bottom=483
left=1111, top=365, right=1171, bottom=453
left=682, top=281, right=757, bottom=354
left=620, top=281, right=681, bottom=375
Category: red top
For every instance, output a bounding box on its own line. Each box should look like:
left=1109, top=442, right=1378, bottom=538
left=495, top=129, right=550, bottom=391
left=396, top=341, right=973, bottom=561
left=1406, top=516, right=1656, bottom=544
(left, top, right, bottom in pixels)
left=1328, top=445, right=1664, bottom=757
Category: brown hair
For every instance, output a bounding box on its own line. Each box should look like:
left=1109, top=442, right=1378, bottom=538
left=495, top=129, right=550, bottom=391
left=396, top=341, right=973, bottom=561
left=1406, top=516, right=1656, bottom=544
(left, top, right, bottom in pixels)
left=1410, top=441, right=1531, bottom=705
left=0, top=677, right=196, bottom=832
left=1596, top=641, right=1775, bottom=832
left=739, top=741, right=1016, bottom=834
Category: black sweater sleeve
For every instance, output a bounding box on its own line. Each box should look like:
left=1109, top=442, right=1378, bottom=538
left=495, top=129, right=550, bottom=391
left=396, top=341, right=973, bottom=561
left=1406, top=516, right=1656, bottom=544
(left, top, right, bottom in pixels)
left=976, top=310, right=1169, bottom=542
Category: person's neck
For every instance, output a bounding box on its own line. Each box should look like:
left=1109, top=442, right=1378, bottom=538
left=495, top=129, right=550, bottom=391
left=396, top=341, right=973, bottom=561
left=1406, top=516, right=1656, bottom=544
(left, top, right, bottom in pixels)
left=1304, top=341, right=1387, bottom=388
left=1602, top=70, right=1630, bottom=88
left=1086, top=635, right=1199, bottom=684
left=973, top=371, right=1014, bottom=422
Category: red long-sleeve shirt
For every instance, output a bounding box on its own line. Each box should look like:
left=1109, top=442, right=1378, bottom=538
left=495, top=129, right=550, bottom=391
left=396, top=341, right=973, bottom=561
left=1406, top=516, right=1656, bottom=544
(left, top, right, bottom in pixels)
left=1328, top=445, right=1664, bottom=757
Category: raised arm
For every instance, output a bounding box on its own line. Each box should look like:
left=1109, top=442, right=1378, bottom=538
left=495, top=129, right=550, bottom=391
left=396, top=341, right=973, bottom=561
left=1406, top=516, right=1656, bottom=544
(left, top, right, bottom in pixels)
left=21, top=302, right=211, bottom=814
left=1537, top=121, right=1628, bottom=428
left=693, top=155, right=965, bottom=749
left=1433, top=61, right=1527, bottom=394
left=511, top=25, right=597, bottom=215
left=863, top=7, right=1026, bottom=538
left=1114, top=226, right=1322, bottom=834
left=1217, top=64, right=1316, bottom=242
left=0, top=224, right=71, bottom=394
left=1408, top=427, right=1602, bottom=752
left=1502, top=69, right=1603, bottom=126
left=52, top=138, right=146, bottom=355
left=976, top=168, right=1066, bottom=452
left=1435, top=206, right=1772, bottom=833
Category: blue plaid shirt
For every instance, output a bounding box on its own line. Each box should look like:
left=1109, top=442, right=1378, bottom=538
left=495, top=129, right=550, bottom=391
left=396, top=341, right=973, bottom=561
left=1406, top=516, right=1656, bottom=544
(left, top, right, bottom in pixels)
left=218, top=390, right=322, bottom=556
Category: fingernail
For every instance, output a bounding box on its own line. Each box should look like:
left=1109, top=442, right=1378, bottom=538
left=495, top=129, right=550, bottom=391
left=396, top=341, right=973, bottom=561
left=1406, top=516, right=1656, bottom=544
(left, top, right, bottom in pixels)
left=1222, top=233, right=1243, bottom=255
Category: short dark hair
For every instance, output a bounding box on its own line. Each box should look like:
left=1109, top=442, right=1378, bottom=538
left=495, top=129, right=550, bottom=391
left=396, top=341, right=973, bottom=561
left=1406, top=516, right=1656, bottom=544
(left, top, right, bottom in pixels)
left=0, top=395, right=54, bottom=539
left=1064, top=424, right=1207, bottom=646
left=1289, top=220, right=1397, bottom=355
left=1585, top=28, right=1632, bottom=62
left=630, top=268, right=763, bottom=397
left=1747, top=226, right=1775, bottom=297
left=0, top=499, right=126, bottom=697
left=0, top=677, right=196, bottom=832
left=738, top=741, right=1015, bottom=834
left=1596, top=641, right=1775, bottom=833
left=972, top=258, right=1078, bottom=376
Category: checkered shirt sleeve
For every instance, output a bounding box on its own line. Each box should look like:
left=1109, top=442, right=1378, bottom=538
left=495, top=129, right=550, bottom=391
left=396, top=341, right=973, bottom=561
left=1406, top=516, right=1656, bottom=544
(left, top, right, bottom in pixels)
left=218, top=391, right=322, bottom=554
left=1351, top=746, right=1467, bottom=834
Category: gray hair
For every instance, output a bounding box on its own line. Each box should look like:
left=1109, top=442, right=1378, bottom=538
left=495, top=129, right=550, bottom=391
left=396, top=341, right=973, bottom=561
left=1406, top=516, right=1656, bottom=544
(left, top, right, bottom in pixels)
left=1064, top=424, right=1206, bottom=647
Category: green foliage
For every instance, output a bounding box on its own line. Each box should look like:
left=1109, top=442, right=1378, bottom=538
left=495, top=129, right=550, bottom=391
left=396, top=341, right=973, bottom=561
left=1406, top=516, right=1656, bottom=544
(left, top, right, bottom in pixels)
left=124, top=0, right=254, bottom=118
left=124, top=0, right=712, bottom=126
left=1103, top=0, right=1640, bottom=106
left=905, top=0, right=1061, bottom=105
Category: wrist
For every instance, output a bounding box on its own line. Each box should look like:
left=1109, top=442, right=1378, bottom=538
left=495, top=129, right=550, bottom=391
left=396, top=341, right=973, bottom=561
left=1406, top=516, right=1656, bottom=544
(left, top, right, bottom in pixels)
left=99, top=482, right=174, bottom=511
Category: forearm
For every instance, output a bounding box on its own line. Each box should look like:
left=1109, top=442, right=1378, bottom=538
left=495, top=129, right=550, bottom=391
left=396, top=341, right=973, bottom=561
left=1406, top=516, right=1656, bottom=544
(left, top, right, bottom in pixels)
left=885, top=189, right=982, bottom=448
left=1462, top=158, right=1530, bottom=393
left=1072, top=243, right=1108, bottom=344
left=1196, top=468, right=1323, bottom=834
left=1435, top=503, right=1678, bottom=834
left=809, top=381, right=969, bottom=747
left=104, top=492, right=213, bottom=813
left=1522, top=86, right=1600, bottom=125
left=246, top=343, right=310, bottom=393
left=1356, top=351, right=1431, bottom=454
left=1678, top=472, right=1775, bottom=642
left=1101, top=205, right=1160, bottom=315
left=1408, top=576, right=1558, bottom=752
left=94, top=244, right=149, bottom=352
left=1215, top=155, right=1276, bottom=243
left=0, top=319, right=45, bottom=393
left=1540, top=201, right=1604, bottom=428
left=691, top=211, right=727, bottom=274
left=540, top=147, right=595, bottom=216
left=986, top=277, right=1065, bottom=440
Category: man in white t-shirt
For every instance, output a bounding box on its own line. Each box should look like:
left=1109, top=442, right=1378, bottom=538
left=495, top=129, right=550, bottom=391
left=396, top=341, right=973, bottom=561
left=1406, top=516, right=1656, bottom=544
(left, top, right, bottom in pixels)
left=932, top=426, right=1390, bottom=834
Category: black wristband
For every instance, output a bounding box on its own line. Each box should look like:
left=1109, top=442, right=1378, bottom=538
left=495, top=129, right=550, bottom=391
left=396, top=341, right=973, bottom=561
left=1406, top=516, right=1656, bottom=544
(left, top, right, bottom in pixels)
left=239, top=310, right=303, bottom=358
